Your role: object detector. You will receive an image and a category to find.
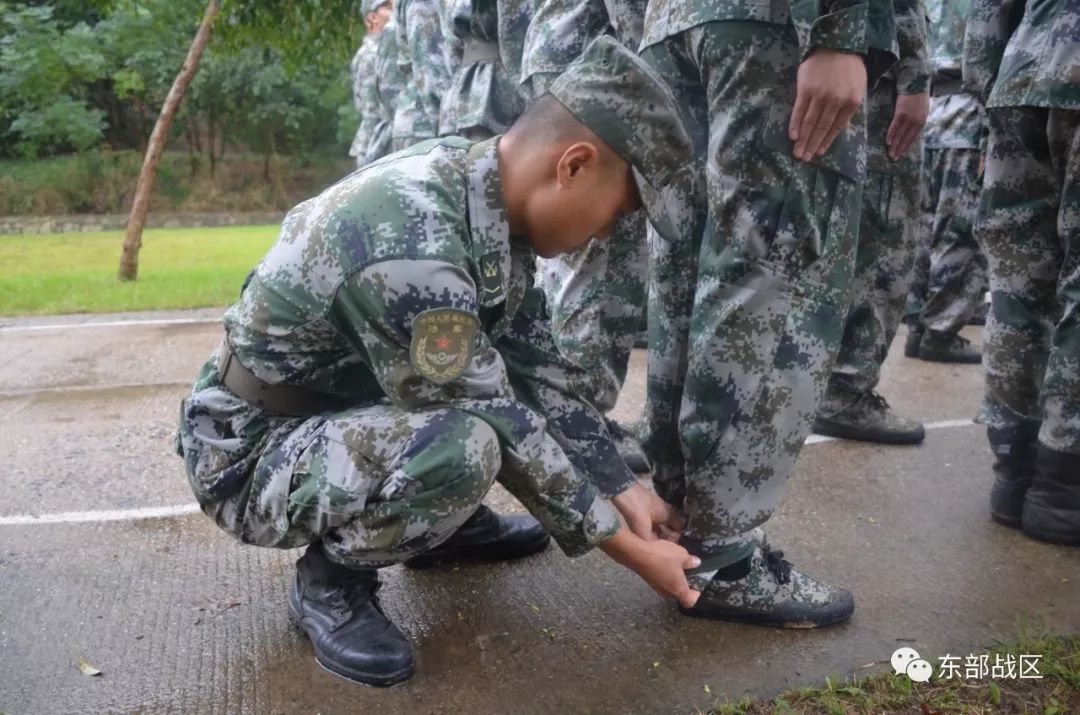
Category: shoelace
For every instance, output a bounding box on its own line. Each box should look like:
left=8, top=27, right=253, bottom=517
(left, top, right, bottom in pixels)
left=763, top=546, right=793, bottom=585
left=863, top=390, right=891, bottom=412
left=329, top=577, right=383, bottom=620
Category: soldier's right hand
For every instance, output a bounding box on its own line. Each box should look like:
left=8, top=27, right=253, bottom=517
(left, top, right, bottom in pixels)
left=599, top=527, right=701, bottom=609
left=789, top=49, right=867, bottom=162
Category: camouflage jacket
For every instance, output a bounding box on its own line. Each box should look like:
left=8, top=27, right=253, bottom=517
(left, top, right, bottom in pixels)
left=522, top=0, right=646, bottom=97
left=440, top=0, right=527, bottom=135
left=187, top=138, right=628, bottom=557
left=350, top=34, right=381, bottom=160
left=924, top=0, right=986, bottom=149
left=890, top=0, right=930, bottom=94
left=393, top=0, right=454, bottom=142
left=964, top=0, right=1080, bottom=109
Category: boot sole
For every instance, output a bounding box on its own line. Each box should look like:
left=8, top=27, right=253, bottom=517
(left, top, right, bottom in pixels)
left=288, top=604, right=415, bottom=687
left=917, top=352, right=982, bottom=364
left=404, top=531, right=552, bottom=570
left=677, top=603, right=854, bottom=629
left=990, top=511, right=1023, bottom=529
left=1021, top=528, right=1080, bottom=546
left=812, top=420, right=925, bottom=445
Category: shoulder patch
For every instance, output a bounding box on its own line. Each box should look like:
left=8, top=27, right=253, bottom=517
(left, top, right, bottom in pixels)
left=410, top=308, right=481, bottom=384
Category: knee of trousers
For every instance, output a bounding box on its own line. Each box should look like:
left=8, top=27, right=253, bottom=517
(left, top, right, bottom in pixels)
left=397, top=411, right=503, bottom=502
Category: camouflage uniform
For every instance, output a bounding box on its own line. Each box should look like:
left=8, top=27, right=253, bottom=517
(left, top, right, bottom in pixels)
left=523, top=0, right=649, bottom=413
left=639, top=0, right=898, bottom=585
left=965, top=0, right=1080, bottom=455
left=176, top=138, right=636, bottom=567
left=818, top=0, right=929, bottom=417
left=904, top=0, right=988, bottom=337
left=367, top=16, right=406, bottom=166
left=392, top=0, right=455, bottom=151
left=439, top=0, right=527, bottom=140
left=349, top=34, right=380, bottom=168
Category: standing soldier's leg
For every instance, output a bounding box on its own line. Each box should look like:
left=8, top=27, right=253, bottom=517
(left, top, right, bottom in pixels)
left=815, top=81, right=924, bottom=444
left=903, top=147, right=936, bottom=356
left=978, top=106, right=1080, bottom=544
left=917, top=147, right=985, bottom=362
left=652, top=22, right=863, bottom=626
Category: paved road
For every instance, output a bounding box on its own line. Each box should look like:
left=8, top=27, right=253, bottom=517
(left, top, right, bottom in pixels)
left=0, top=311, right=1076, bottom=714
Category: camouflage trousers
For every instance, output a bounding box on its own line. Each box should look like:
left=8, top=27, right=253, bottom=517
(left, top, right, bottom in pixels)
left=536, top=209, right=648, bottom=413
left=641, top=21, right=863, bottom=586
left=180, top=380, right=501, bottom=569
left=820, top=81, right=921, bottom=413
left=905, top=147, right=987, bottom=335
left=977, top=106, right=1080, bottom=454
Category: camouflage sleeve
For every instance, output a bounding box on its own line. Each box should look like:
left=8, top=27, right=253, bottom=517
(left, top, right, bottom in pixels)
left=353, top=50, right=381, bottom=158
left=497, top=287, right=638, bottom=499
left=895, top=0, right=930, bottom=93
left=791, top=0, right=870, bottom=59
left=520, top=0, right=608, bottom=98
left=403, top=0, right=454, bottom=136
left=329, top=259, right=620, bottom=557
left=962, top=0, right=1020, bottom=102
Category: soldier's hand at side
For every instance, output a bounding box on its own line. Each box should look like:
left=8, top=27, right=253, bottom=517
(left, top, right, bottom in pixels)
left=599, top=527, right=701, bottom=609
left=611, top=482, right=685, bottom=542
left=886, top=92, right=929, bottom=161
left=789, top=49, right=867, bottom=162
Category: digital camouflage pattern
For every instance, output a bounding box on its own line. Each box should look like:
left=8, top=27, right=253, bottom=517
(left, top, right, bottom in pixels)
left=392, top=0, right=454, bottom=150
left=367, top=16, right=406, bottom=165
left=525, top=0, right=649, bottom=414
left=966, top=0, right=1080, bottom=453
left=904, top=0, right=987, bottom=336
left=820, top=0, right=928, bottom=414
left=176, top=138, right=636, bottom=568
left=439, top=0, right=527, bottom=137
left=349, top=34, right=381, bottom=167
left=975, top=107, right=1080, bottom=454
left=963, top=0, right=1080, bottom=110
left=639, top=13, right=882, bottom=581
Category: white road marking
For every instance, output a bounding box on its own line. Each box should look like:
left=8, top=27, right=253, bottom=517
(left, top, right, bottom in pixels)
left=0, top=317, right=221, bottom=334
left=0, top=418, right=978, bottom=528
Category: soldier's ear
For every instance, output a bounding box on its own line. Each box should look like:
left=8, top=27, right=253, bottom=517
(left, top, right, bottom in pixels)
left=557, top=141, right=600, bottom=187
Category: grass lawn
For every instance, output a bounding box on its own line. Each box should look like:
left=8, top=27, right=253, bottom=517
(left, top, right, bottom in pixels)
left=0, top=225, right=278, bottom=316
left=710, top=631, right=1079, bottom=714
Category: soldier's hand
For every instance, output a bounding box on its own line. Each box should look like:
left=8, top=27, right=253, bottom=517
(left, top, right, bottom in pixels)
left=611, top=482, right=685, bottom=542
left=599, top=527, right=701, bottom=609
left=886, top=92, right=929, bottom=161
left=789, top=49, right=867, bottom=162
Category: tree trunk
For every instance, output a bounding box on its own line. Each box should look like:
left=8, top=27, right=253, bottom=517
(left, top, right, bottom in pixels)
left=118, top=0, right=220, bottom=281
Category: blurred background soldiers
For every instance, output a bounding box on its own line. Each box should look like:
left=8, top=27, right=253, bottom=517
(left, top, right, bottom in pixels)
left=965, top=0, right=1080, bottom=545
left=523, top=0, right=652, bottom=475
left=813, top=0, right=931, bottom=445
left=439, top=0, right=526, bottom=140
left=349, top=0, right=394, bottom=168
left=392, top=0, right=455, bottom=150
left=903, top=0, right=988, bottom=364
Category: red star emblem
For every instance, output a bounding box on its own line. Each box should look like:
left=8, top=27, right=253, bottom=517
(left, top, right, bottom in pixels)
left=434, top=336, right=451, bottom=350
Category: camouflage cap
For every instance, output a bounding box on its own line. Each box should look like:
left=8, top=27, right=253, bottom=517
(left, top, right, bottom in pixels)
left=363, top=0, right=391, bottom=15
left=548, top=35, right=696, bottom=242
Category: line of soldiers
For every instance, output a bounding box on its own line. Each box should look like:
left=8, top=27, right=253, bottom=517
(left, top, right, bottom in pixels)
left=178, top=0, right=1079, bottom=688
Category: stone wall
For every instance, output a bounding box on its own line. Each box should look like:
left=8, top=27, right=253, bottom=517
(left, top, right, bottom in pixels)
left=0, top=212, right=286, bottom=235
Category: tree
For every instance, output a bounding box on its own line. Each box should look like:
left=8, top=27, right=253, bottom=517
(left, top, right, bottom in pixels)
left=117, top=0, right=218, bottom=281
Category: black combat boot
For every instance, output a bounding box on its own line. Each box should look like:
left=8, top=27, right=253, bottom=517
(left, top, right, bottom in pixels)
left=1021, top=445, right=1080, bottom=546
left=289, top=544, right=414, bottom=687
left=988, top=426, right=1038, bottom=528
left=403, top=505, right=550, bottom=569
left=904, top=324, right=924, bottom=358
left=918, top=331, right=982, bottom=363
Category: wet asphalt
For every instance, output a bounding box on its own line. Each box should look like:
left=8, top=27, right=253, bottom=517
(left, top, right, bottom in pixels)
left=0, top=310, right=1077, bottom=714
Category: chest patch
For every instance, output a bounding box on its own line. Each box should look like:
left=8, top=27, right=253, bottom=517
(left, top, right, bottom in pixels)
left=410, top=308, right=480, bottom=384
left=479, top=251, right=505, bottom=303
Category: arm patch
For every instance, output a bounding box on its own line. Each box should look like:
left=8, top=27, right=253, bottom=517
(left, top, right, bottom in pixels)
left=409, top=308, right=481, bottom=384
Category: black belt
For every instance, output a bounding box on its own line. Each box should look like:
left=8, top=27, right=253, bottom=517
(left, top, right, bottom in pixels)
left=931, top=78, right=964, bottom=97
left=217, top=342, right=349, bottom=417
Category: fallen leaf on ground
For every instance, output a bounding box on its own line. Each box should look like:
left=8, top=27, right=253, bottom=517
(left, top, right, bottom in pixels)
left=77, top=658, right=102, bottom=676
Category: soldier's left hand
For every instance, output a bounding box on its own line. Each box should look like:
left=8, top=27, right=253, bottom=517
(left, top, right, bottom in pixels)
left=886, top=92, right=929, bottom=161
left=612, top=482, right=685, bottom=542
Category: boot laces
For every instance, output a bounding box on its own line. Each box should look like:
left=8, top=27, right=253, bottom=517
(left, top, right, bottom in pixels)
left=863, top=391, right=891, bottom=412
left=763, top=546, right=793, bottom=585
left=328, top=575, right=382, bottom=620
